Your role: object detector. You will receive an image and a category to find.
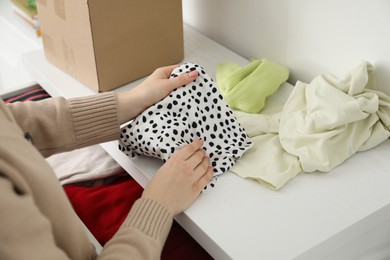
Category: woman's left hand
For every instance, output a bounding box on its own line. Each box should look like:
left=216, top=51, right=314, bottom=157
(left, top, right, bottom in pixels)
left=117, top=65, right=198, bottom=124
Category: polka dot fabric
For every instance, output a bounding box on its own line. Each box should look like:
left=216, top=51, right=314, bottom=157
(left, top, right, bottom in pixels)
left=119, top=63, right=253, bottom=178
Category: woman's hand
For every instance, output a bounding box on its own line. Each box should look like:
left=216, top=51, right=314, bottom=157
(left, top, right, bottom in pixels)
left=117, top=65, right=198, bottom=124
left=142, top=140, right=214, bottom=216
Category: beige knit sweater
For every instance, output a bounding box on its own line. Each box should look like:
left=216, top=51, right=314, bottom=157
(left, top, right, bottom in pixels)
left=0, top=92, right=173, bottom=259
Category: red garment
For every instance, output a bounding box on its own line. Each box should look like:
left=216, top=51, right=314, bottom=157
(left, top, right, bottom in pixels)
left=4, top=86, right=51, bottom=103
left=64, top=175, right=212, bottom=260
left=10, top=85, right=212, bottom=258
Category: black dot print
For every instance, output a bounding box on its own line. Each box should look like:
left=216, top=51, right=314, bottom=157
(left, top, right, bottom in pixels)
left=118, top=63, right=253, bottom=183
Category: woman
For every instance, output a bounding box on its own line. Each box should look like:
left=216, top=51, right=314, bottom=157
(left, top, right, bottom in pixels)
left=0, top=65, right=214, bottom=259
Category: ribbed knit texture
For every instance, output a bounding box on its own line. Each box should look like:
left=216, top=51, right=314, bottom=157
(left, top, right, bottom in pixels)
left=124, top=197, right=173, bottom=242
left=69, top=92, right=119, bottom=147
left=216, top=59, right=289, bottom=113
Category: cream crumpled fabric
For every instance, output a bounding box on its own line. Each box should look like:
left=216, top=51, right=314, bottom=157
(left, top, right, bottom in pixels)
left=231, top=61, right=390, bottom=189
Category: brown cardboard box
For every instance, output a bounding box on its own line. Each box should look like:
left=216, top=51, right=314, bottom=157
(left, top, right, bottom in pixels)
left=36, top=0, right=184, bottom=92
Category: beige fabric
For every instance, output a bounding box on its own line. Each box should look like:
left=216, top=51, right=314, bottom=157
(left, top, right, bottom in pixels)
left=280, top=61, right=390, bottom=172
left=231, top=83, right=302, bottom=190
left=0, top=93, right=173, bottom=259
left=231, top=61, right=390, bottom=190
left=46, top=144, right=124, bottom=185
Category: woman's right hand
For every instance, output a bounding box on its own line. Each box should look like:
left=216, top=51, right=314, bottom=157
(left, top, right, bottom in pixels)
left=142, top=139, right=214, bottom=216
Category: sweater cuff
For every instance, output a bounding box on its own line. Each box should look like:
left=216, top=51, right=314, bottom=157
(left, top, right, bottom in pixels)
left=68, top=92, right=119, bottom=147
left=124, top=197, right=173, bottom=243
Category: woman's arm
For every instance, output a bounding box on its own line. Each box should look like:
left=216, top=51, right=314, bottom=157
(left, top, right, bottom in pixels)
left=7, top=65, right=198, bottom=157
left=7, top=93, right=119, bottom=157
left=100, top=139, right=214, bottom=259
left=116, top=65, right=198, bottom=124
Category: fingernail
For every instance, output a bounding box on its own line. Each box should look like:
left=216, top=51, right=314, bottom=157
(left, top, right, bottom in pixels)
left=188, top=70, right=198, bottom=78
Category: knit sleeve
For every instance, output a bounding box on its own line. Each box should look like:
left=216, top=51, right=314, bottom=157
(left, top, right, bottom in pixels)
left=68, top=93, right=119, bottom=148
left=98, top=197, right=173, bottom=260
left=6, top=92, right=119, bottom=157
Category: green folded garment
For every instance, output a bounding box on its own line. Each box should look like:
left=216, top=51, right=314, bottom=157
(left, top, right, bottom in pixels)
left=216, top=59, right=289, bottom=113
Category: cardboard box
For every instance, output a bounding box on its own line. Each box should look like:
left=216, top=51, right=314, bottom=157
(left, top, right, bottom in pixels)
left=36, top=0, right=184, bottom=92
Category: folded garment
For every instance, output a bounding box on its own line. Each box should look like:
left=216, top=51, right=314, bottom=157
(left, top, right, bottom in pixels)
left=119, top=63, right=253, bottom=178
left=3, top=85, right=51, bottom=103
left=64, top=175, right=213, bottom=260
left=46, top=144, right=125, bottom=185
left=6, top=87, right=124, bottom=186
left=216, top=58, right=289, bottom=113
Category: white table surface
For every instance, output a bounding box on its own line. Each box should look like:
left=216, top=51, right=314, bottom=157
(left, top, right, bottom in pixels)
left=22, top=25, right=390, bottom=260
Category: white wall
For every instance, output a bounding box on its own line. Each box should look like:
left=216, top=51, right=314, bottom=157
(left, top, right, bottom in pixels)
left=182, top=0, right=390, bottom=94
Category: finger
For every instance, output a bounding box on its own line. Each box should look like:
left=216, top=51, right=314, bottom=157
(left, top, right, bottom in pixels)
left=197, top=166, right=214, bottom=189
left=173, top=69, right=198, bottom=85
left=187, top=149, right=207, bottom=170
left=147, top=65, right=177, bottom=82
left=158, top=64, right=180, bottom=78
left=153, top=64, right=198, bottom=92
left=161, top=69, right=198, bottom=92
left=192, top=156, right=210, bottom=178
left=174, top=140, right=204, bottom=161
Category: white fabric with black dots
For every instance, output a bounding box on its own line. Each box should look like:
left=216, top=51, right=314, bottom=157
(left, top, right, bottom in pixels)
left=119, top=63, right=253, bottom=188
